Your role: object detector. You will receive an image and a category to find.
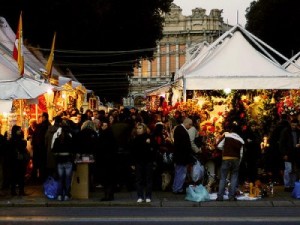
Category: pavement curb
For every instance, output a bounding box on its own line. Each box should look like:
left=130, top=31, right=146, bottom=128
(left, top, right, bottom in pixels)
left=0, top=198, right=299, bottom=208
left=0, top=185, right=299, bottom=207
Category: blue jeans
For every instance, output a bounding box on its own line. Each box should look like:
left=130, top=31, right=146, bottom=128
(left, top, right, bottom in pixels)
left=217, top=159, right=240, bottom=199
left=284, top=162, right=296, bottom=188
left=57, top=162, right=73, bottom=197
left=172, top=164, right=187, bottom=193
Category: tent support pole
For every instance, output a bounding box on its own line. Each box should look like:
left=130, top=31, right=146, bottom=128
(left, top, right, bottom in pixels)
left=35, top=104, right=38, bottom=121
left=183, top=78, right=186, bottom=102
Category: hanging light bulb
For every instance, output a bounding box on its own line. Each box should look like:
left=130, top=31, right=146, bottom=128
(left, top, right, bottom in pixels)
left=224, top=88, right=231, bottom=95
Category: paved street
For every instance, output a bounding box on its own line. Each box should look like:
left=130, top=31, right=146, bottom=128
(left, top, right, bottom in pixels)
left=0, top=206, right=299, bottom=224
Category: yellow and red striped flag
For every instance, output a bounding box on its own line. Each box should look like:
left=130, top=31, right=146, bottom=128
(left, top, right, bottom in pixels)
left=13, top=12, right=24, bottom=76
left=45, top=32, right=56, bottom=79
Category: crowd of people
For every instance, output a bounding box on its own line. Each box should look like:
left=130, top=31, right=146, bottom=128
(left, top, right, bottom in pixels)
left=0, top=106, right=300, bottom=202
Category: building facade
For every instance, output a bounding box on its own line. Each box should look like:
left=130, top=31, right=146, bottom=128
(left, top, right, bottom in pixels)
left=124, top=3, right=227, bottom=108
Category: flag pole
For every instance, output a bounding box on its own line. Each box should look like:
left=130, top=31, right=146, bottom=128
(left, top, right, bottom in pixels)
left=46, top=32, right=56, bottom=80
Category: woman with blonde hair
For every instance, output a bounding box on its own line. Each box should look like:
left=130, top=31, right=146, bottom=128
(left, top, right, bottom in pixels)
left=130, top=123, right=157, bottom=203
left=81, top=120, right=96, bottom=131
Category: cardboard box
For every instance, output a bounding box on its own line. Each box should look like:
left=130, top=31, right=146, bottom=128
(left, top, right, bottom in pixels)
left=71, top=163, right=89, bottom=199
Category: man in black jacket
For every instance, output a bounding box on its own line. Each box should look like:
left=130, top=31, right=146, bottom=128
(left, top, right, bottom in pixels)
left=172, top=118, right=195, bottom=194
left=31, top=112, right=51, bottom=182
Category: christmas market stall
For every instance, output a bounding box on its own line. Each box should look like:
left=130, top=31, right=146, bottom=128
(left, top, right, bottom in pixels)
left=0, top=43, right=54, bottom=135
left=145, top=25, right=300, bottom=198
left=178, top=24, right=300, bottom=135
left=0, top=16, right=91, bottom=134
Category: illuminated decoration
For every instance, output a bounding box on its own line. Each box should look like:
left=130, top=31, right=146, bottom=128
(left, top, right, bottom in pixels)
left=89, top=97, right=97, bottom=110
left=224, top=88, right=231, bottom=95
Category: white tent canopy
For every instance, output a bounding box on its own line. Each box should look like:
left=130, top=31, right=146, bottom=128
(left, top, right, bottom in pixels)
left=0, top=49, right=19, bottom=81
left=145, top=41, right=209, bottom=96
left=58, top=76, right=72, bottom=86
left=284, top=51, right=300, bottom=74
left=145, top=82, right=173, bottom=96
left=0, top=41, right=53, bottom=100
left=181, top=25, right=300, bottom=91
left=0, top=77, right=53, bottom=100
left=174, top=41, right=210, bottom=80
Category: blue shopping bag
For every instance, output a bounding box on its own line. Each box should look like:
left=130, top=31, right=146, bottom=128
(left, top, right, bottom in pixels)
left=292, top=181, right=300, bottom=199
left=43, top=176, right=59, bottom=199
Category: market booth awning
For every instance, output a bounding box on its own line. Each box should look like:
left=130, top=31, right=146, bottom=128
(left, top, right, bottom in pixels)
left=0, top=77, right=52, bottom=100
left=182, top=24, right=300, bottom=91
left=0, top=43, right=53, bottom=100
left=145, top=82, right=174, bottom=96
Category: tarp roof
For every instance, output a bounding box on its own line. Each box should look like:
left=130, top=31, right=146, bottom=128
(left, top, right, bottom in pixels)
left=0, top=46, right=20, bottom=81
left=182, top=24, right=300, bottom=90
left=145, top=82, right=173, bottom=96
left=174, top=41, right=209, bottom=80
left=284, top=51, right=300, bottom=74
left=0, top=17, right=63, bottom=78
left=0, top=46, right=53, bottom=100
left=146, top=42, right=209, bottom=96
left=0, top=17, right=87, bottom=94
left=0, top=77, right=53, bottom=100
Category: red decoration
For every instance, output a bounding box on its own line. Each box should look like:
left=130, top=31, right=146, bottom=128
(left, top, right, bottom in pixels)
left=38, top=95, right=47, bottom=112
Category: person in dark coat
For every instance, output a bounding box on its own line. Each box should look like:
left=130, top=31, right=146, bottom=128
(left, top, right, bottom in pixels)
left=74, top=120, right=98, bottom=191
left=98, top=119, right=117, bottom=201
left=8, top=125, right=30, bottom=196
left=239, top=121, right=261, bottom=184
left=0, top=132, right=10, bottom=190
left=51, top=119, right=74, bottom=201
left=45, top=116, right=62, bottom=178
left=172, top=118, right=196, bottom=194
left=268, top=114, right=290, bottom=183
left=110, top=114, right=133, bottom=190
left=279, top=118, right=300, bottom=192
left=31, top=112, right=51, bottom=182
left=130, top=122, right=157, bottom=203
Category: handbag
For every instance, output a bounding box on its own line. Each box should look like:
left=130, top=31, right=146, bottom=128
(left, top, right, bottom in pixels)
left=185, top=184, right=210, bottom=202
left=43, top=176, right=59, bottom=199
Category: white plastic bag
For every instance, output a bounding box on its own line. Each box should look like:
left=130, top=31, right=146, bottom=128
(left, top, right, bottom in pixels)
left=185, top=184, right=210, bottom=202
left=191, top=160, right=204, bottom=182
